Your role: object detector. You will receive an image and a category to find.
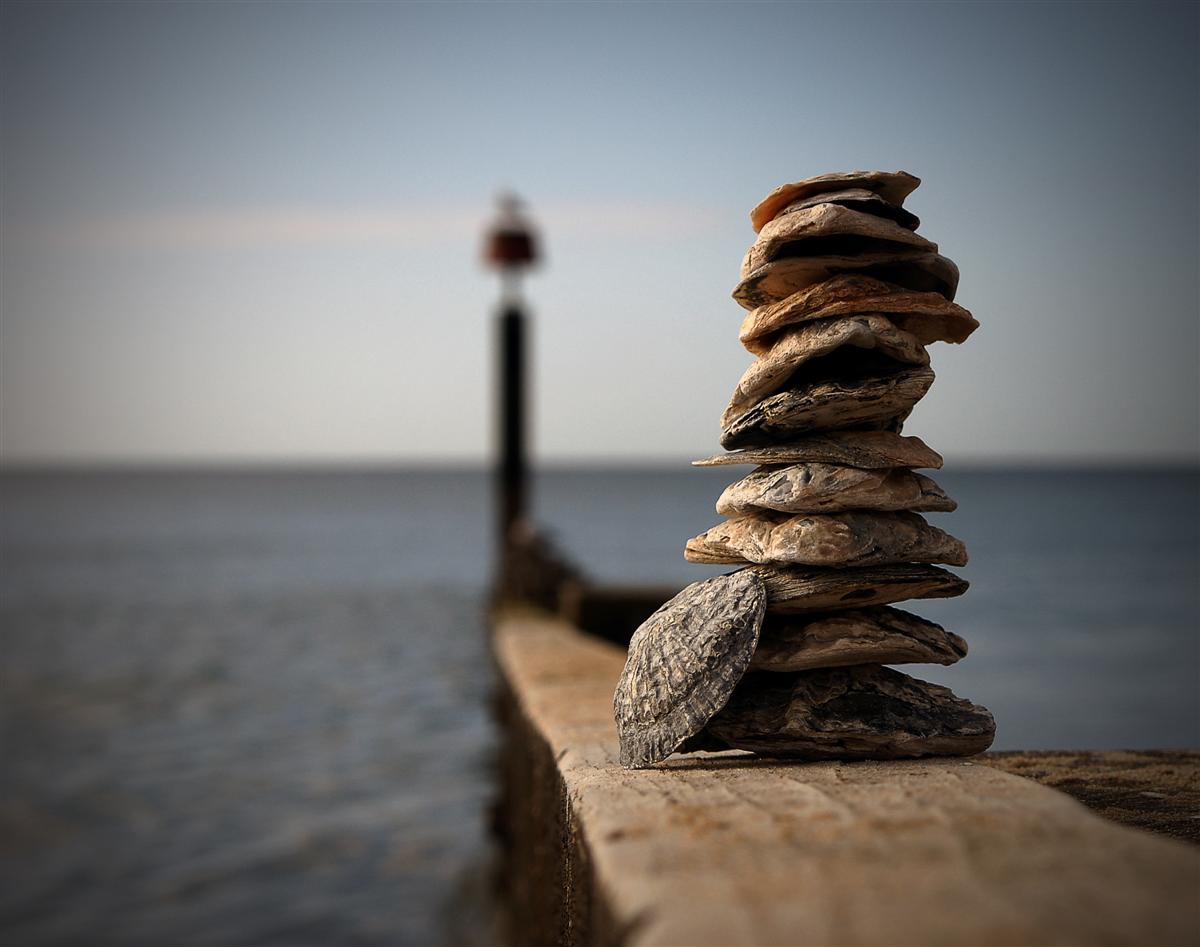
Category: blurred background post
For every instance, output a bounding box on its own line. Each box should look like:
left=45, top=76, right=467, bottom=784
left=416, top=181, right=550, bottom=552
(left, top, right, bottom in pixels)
left=484, top=194, right=537, bottom=592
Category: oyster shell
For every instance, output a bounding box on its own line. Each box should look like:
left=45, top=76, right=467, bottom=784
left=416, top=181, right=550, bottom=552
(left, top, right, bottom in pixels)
left=722, top=315, right=929, bottom=427
left=720, top=367, right=935, bottom=450
left=684, top=511, right=968, bottom=569
left=715, top=464, right=954, bottom=517
left=739, top=273, right=978, bottom=353
left=776, top=187, right=920, bottom=231
left=692, top=432, right=943, bottom=470
left=705, top=665, right=995, bottom=760
left=613, top=571, right=767, bottom=769
left=733, top=251, right=953, bottom=310
left=741, top=203, right=938, bottom=277
left=751, top=563, right=969, bottom=613
left=748, top=606, right=967, bottom=672
left=750, top=170, right=921, bottom=232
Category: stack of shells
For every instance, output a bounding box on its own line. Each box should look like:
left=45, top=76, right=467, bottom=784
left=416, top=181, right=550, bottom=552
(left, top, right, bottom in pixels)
left=614, top=170, right=996, bottom=770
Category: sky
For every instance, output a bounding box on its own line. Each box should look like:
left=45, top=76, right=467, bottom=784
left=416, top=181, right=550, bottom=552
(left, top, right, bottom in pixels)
left=2, top=0, right=1197, bottom=466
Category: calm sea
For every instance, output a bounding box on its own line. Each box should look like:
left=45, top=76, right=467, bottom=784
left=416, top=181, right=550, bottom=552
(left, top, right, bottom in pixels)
left=2, top=467, right=1197, bottom=945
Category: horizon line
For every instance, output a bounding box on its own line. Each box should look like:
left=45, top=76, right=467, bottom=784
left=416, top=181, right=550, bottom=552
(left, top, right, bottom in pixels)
left=2, top=455, right=1198, bottom=475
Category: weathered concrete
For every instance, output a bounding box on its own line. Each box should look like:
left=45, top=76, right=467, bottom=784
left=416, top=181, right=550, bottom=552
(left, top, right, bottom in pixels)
left=493, top=607, right=1200, bottom=947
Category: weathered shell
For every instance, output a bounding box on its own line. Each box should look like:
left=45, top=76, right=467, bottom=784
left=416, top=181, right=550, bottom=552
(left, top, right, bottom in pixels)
left=721, top=315, right=929, bottom=427
left=748, top=606, right=967, bottom=672
left=750, top=171, right=921, bottom=232
left=715, top=464, right=955, bottom=517
left=739, top=274, right=978, bottom=353
left=692, top=432, right=943, bottom=470
left=684, top=511, right=968, bottom=569
left=705, top=666, right=996, bottom=760
left=733, top=255, right=961, bottom=311
left=732, top=254, right=960, bottom=310
left=750, top=563, right=969, bottom=613
left=776, top=187, right=920, bottom=231
left=720, top=367, right=935, bottom=450
left=741, top=203, right=938, bottom=277
left=613, top=571, right=767, bottom=769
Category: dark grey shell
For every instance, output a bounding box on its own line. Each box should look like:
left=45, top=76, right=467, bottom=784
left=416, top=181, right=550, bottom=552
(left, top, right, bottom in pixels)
left=613, top=571, right=766, bottom=769
left=719, top=368, right=934, bottom=450
left=706, top=665, right=996, bottom=761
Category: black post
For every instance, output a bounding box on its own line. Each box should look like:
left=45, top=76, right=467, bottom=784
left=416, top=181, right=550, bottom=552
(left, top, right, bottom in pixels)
left=497, top=304, right=527, bottom=552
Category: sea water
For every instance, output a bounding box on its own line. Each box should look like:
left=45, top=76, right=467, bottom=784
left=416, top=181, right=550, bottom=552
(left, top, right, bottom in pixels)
left=2, top=468, right=1196, bottom=944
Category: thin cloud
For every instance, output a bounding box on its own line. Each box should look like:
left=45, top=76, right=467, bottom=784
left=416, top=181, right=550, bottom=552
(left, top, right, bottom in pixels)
left=31, top=201, right=722, bottom=251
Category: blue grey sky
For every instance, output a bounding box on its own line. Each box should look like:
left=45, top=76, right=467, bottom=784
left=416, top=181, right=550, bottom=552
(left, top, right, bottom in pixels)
left=2, top=1, right=1197, bottom=465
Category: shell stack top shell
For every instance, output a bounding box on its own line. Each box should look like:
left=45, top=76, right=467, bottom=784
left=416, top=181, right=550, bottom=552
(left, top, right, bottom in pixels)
left=614, top=170, right=995, bottom=768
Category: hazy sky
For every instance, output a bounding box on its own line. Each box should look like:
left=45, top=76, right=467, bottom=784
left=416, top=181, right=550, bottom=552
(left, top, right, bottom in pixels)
left=2, top=1, right=1197, bottom=465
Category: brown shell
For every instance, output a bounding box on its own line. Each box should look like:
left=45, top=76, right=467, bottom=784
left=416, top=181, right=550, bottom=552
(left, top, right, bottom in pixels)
left=750, top=171, right=921, bottom=233
left=692, top=432, right=943, bottom=470
left=748, top=606, right=968, bottom=672
left=741, top=203, right=938, bottom=278
left=739, top=273, right=979, bottom=353
left=720, top=367, right=935, bottom=450
left=613, top=571, right=767, bottom=769
left=776, top=187, right=920, bottom=231
left=705, top=665, right=996, bottom=760
left=715, top=464, right=955, bottom=517
left=684, top=511, right=968, bottom=569
left=751, top=563, right=969, bottom=613
left=722, top=315, right=929, bottom=427
left=732, top=253, right=960, bottom=310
